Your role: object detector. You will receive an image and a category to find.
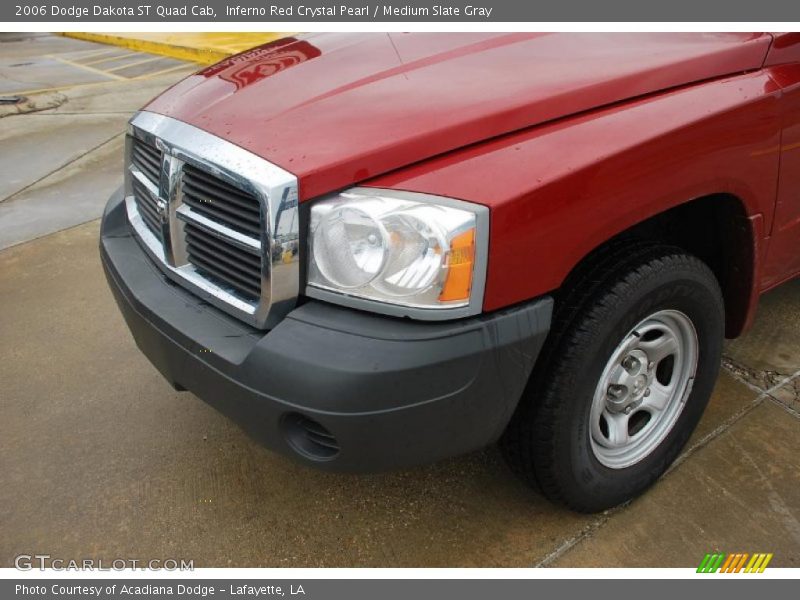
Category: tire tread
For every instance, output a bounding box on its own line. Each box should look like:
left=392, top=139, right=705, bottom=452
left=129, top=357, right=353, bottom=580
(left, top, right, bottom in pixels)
left=501, top=241, right=723, bottom=512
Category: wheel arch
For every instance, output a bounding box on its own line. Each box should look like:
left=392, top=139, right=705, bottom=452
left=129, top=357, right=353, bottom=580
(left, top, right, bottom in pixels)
left=555, top=193, right=760, bottom=339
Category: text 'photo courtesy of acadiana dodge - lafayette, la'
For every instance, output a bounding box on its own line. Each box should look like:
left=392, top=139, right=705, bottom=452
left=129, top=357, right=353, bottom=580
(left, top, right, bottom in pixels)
left=43, top=4, right=495, bottom=19
left=16, top=584, right=306, bottom=597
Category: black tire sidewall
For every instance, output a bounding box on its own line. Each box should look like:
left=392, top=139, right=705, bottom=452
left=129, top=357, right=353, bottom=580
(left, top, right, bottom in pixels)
left=545, top=263, right=724, bottom=509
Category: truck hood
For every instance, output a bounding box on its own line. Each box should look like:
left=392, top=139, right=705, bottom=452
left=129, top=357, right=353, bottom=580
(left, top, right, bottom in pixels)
left=145, top=32, right=772, bottom=201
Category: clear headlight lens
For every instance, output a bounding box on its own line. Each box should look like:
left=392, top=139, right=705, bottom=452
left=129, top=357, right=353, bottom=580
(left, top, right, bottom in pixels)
left=308, top=189, right=487, bottom=316
left=313, top=204, right=388, bottom=289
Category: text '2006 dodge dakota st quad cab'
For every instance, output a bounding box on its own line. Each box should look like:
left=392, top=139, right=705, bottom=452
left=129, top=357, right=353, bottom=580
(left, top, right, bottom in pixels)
left=101, top=32, right=800, bottom=512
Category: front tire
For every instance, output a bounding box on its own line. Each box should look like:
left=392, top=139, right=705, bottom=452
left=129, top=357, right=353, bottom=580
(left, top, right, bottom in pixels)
left=501, top=244, right=724, bottom=512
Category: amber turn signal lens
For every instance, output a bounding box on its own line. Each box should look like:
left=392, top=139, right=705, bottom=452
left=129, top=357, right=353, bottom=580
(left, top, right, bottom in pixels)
left=439, top=229, right=476, bottom=302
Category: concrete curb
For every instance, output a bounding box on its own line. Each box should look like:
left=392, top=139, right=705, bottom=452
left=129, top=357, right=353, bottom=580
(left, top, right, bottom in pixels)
left=59, top=32, right=288, bottom=64
left=0, top=92, right=67, bottom=118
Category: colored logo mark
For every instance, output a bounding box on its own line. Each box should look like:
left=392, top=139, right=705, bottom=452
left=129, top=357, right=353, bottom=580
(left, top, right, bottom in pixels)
left=697, top=553, right=773, bottom=573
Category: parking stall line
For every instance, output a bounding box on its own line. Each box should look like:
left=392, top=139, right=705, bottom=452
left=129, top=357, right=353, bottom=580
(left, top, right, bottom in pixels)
left=105, top=56, right=162, bottom=73
left=131, top=64, right=195, bottom=79
left=82, top=52, right=141, bottom=66
left=61, top=47, right=122, bottom=61
left=49, top=55, right=126, bottom=81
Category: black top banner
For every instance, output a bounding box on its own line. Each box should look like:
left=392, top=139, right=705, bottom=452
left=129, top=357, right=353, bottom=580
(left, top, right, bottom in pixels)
left=5, top=0, right=800, bottom=22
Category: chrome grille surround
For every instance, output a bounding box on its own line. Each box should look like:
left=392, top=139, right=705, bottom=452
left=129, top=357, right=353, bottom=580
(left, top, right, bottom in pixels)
left=124, top=111, right=300, bottom=329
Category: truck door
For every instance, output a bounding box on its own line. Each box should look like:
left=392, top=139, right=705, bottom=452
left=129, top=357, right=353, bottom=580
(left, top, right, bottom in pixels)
left=763, top=34, right=800, bottom=287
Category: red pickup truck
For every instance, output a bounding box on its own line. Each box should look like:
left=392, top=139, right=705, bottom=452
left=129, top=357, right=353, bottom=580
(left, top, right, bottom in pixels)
left=101, top=32, right=800, bottom=512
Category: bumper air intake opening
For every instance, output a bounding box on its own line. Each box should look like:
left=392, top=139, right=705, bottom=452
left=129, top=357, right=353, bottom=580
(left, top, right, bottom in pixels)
left=281, top=413, right=340, bottom=461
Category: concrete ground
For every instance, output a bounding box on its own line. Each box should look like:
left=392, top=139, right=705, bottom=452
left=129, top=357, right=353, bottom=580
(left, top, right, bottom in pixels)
left=0, top=33, right=195, bottom=250
left=1, top=34, right=799, bottom=569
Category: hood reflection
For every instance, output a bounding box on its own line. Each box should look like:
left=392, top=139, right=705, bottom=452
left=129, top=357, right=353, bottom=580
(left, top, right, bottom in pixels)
left=199, top=37, right=322, bottom=91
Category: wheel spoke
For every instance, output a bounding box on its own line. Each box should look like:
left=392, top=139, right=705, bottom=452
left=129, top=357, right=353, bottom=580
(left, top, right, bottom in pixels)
left=643, top=383, right=671, bottom=412
left=640, top=332, right=678, bottom=364
left=604, top=411, right=630, bottom=448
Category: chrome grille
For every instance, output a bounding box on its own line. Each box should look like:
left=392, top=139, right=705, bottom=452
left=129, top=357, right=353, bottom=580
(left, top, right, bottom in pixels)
left=181, top=165, right=262, bottom=237
left=130, top=138, right=163, bottom=240
left=184, top=222, right=262, bottom=302
left=131, top=138, right=161, bottom=185
left=123, top=111, right=299, bottom=330
left=131, top=177, right=161, bottom=239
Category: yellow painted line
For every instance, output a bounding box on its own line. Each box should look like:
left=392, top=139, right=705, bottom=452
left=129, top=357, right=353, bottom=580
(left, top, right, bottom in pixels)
left=83, top=52, right=140, bottom=66
left=60, top=32, right=291, bottom=65
left=106, top=56, right=162, bottom=73
left=51, top=56, right=126, bottom=81
left=8, top=62, right=196, bottom=97
left=60, top=47, right=121, bottom=60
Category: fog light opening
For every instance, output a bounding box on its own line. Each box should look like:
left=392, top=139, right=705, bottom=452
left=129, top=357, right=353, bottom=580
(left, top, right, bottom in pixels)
left=281, top=413, right=340, bottom=461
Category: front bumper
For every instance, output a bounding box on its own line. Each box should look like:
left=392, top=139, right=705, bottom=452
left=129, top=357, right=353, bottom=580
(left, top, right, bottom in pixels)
left=100, top=187, right=553, bottom=471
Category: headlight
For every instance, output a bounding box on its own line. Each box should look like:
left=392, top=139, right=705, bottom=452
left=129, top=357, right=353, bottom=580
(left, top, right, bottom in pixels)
left=307, top=188, right=488, bottom=319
